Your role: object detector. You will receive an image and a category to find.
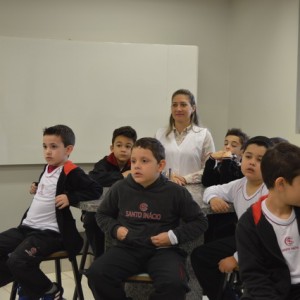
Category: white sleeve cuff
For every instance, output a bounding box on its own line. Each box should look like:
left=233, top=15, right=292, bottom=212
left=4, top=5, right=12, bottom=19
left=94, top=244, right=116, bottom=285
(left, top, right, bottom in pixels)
left=168, top=230, right=178, bottom=245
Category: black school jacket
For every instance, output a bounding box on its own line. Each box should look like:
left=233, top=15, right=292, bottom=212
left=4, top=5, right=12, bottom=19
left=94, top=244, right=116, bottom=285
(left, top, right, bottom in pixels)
left=22, top=160, right=102, bottom=259
left=236, top=195, right=300, bottom=300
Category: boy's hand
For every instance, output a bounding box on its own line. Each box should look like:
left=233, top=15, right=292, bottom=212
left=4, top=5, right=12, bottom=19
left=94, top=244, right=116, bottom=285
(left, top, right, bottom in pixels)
left=117, top=226, right=128, bottom=241
left=218, top=256, right=238, bottom=273
left=209, top=197, right=230, bottom=213
left=211, top=150, right=226, bottom=160
left=151, top=232, right=171, bottom=247
left=55, top=194, right=69, bottom=209
left=29, top=182, right=38, bottom=194
left=211, top=150, right=232, bottom=160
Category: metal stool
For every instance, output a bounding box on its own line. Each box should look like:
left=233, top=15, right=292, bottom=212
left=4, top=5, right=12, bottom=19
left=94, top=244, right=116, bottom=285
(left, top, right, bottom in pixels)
left=10, top=250, right=84, bottom=300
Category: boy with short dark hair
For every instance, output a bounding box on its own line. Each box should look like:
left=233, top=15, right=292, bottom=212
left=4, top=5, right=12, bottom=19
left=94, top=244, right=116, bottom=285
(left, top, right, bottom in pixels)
left=202, top=128, right=249, bottom=187
left=82, top=126, right=137, bottom=257
left=191, top=136, right=273, bottom=300
left=87, top=137, right=208, bottom=300
left=0, top=124, right=102, bottom=300
left=202, top=128, right=249, bottom=243
left=236, top=142, right=300, bottom=300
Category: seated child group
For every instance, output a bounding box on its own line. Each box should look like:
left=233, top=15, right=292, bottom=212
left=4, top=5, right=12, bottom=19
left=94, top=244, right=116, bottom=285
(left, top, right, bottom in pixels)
left=0, top=89, right=299, bottom=300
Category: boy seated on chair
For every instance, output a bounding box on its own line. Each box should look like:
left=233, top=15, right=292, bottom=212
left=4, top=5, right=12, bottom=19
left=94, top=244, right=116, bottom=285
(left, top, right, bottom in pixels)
left=236, top=142, right=300, bottom=300
left=87, top=137, right=208, bottom=300
left=191, top=136, right=273, bottom=300
left=201, top=128, right=249, bottom=243
left=0, top=125, right=102, bottom=300
left=82, top=125, right=137, bottom=258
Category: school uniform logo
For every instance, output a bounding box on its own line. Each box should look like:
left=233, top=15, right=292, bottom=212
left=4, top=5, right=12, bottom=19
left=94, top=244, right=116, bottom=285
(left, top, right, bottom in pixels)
left=139, top=203, right=148, bottom=212
left=284, top=236, right=294, bottom=246
left=125, top=203, right=162, bottom=220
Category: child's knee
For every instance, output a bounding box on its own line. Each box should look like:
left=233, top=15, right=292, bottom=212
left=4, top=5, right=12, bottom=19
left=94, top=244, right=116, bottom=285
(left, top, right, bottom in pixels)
left=86, top=261, right=107, bottom=282
left=155, top=277, right=189, bottom=296
left=7, top=252, right=27, bottom=273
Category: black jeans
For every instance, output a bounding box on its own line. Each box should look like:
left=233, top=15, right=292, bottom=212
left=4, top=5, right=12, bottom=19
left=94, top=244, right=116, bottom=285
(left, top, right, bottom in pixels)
left=191, top=236, right=236, bottom=300
left=289, top=283, right=300, bottom=300
left=0, top=225, right=63, bottom=299
left=87, top=245, right=189, bottom=300
left=82, top=211, right=105, bottom=257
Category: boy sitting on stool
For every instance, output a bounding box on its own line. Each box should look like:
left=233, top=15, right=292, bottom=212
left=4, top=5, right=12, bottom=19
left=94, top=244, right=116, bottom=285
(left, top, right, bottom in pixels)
left=87, top=137, right=208, bottom=300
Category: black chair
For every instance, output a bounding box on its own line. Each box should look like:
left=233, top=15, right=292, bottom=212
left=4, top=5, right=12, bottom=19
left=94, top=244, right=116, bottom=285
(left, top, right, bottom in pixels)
left=222, top=268, right=243, bottom=300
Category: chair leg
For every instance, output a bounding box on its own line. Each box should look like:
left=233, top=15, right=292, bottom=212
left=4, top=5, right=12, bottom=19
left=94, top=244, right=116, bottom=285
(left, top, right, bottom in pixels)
left=54, top=258, right=62, bottom=287
left=73, top=238, right=89, bottom=300
left=78, top=236, right=90, bottom=272
left=71, top=257, right=84, bottom=300
left=10, top=281, right=18, bottom=300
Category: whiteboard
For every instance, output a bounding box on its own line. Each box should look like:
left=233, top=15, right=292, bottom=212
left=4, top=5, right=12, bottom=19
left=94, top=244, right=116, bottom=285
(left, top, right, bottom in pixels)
left=0, top=36, right=198, bottom=165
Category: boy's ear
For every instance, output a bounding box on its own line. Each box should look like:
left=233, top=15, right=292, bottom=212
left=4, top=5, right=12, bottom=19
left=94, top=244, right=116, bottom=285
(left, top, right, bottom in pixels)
left=65, top=145, right=74, bottom=156
left=110, top=145, right=113, bottom=152
left=274, top=177, right=286, bottom=190
left=158, top=159, right=166, bottom=171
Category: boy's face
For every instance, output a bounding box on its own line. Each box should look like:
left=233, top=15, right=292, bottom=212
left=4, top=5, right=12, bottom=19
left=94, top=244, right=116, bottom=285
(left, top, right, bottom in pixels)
left=277, top=175, right=300, bottom=207
left=241, top=144, right=267, bottom=183
left=224, top=135, right=243, bottom=156
left=43, top=135, right=73, bottom=166
left=130, top=147, right=166, bottom=188
left=110, top=135, right=134, bottom=166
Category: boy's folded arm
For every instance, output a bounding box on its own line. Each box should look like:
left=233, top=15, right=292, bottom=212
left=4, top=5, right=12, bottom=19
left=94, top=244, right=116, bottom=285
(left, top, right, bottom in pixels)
left=203, top=180, right=235, bottom=204
left=65, top=169, right=103, bottom=206
left=173, top=214, right=208, bottom=244
left=209, top=197, right=230, bottom=213
left=95, top=191, right=121, bottom=238
left=96, top=209, right=121, bottom=238
left=89, top=168, right=123, bottom=187
left=171, top=189, right=209, bottom=244
left=201, top=157, right=219, bottom=187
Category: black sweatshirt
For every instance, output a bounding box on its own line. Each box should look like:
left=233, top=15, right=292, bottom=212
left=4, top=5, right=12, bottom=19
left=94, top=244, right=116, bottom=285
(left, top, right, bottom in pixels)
left=97, top=174, right=208, bottom=249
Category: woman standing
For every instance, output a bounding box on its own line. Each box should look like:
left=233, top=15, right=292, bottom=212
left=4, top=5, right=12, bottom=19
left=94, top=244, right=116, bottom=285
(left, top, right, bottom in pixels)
left=155, top=89, right=215, bottom=186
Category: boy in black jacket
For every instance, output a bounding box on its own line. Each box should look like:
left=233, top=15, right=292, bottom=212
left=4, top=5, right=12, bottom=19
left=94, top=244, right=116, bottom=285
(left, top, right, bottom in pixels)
left=202, top=128, right=249, bottom=243
left=0, top=125, right=101, bottom=300
left=236, top=142, right=300, bottom=300
left=202, top=128, right=249, bottom=187
left=82, top=126, right=137, bottom=257
left=87, top=137, right=208, bottom=300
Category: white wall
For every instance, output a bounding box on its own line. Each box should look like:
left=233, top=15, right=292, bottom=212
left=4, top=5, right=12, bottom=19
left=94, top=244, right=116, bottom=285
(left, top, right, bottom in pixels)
left=0, top=0, right=299, bottom=230
left=0, top=0, right=230, bottom=229
left=229, top=0, right=299, bottom=143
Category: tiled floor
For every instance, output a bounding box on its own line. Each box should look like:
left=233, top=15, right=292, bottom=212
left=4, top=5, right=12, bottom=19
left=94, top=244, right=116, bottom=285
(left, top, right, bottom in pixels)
left=0, top=271, right=94, bottom=299
left=0, top=271, right=209, bottom=300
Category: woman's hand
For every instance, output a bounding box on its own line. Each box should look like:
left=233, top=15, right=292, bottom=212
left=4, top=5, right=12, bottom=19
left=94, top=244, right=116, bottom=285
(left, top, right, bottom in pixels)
left=171, top=174, right=187, bottom=186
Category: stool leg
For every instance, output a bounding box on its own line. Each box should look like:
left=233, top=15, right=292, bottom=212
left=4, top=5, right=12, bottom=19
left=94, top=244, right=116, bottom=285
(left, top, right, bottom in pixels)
left=73, top=238, right=89, bottom=300
left=71, top=257, right=84, bottom=300
left=78, top=236, right=90, bottom=274
left=10, top=281, right=18, bottom=300
left=54, top=258, right=62, bottom=287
